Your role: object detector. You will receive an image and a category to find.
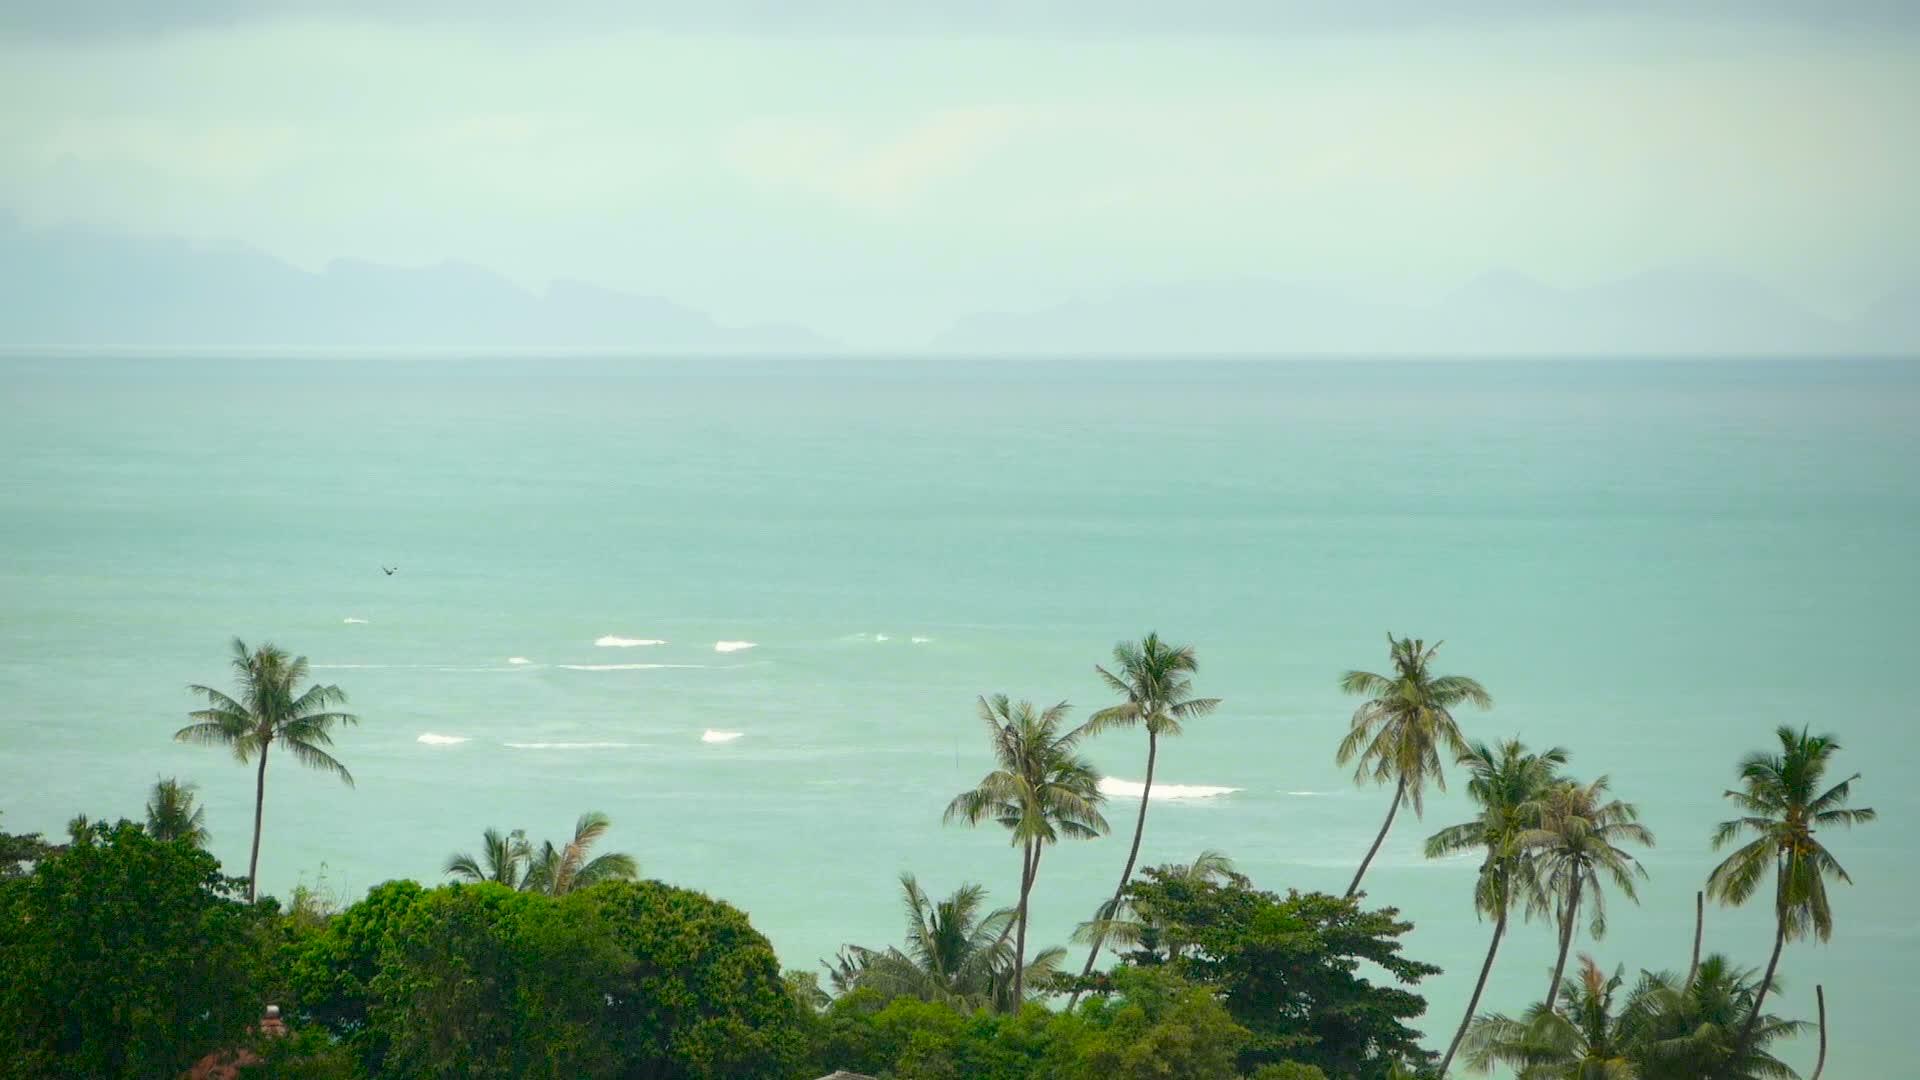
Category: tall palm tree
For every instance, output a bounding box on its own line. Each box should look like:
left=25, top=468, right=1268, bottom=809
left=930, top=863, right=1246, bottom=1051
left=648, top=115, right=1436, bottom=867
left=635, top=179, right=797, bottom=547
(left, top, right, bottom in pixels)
left=144, top=777, right=210, bottom=847
left=945, top=694, right=1108, bottom=1008
left=521, top=811, right=639, bottom=896
left=1068, top=633, right=1221, bottom=1005
left=1621, top=953, right=1806, bottom=1080
left=175, top=638, right=358, bottom=901
left=445, top=827, right=532, bottom=887
left=1426, top=738, right=1567, bottom=1076
left=1524, top=775, right=1654, bottom=1007
left=1707, top=726, right=1874, bottom=1055
left=1338, top=634, right=1492, bottom=897
left=1461, top=954, right=1636, bottom=1079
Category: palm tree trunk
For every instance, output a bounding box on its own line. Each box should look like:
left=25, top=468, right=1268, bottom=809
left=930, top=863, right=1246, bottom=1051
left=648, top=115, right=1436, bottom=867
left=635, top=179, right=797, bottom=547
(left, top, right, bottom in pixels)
left=1347, top=776, right=1406, bottom=898
left=1545, top=876, right=1582, bottom=1006
left=1811, top=984, right=1827, bottom=1080
left=1688, top=889, right=1704, bottom=986
left=1067, top=730, right=1158, bottom=1009
left=1438, top=906, right=1507, bottom=1077
left=246, top=743, right=269, bottom=902
left=1738, top=910, right=1788, bottom=1057
left=1012, top=838, right=1037, bottom=1010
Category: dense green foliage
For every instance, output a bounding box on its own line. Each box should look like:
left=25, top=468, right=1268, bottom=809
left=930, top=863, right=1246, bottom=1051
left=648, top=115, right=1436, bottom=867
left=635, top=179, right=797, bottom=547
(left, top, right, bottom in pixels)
left=0, top=821, right=260, bottom=1079
left=1110, top=870, right=1441, bottom=1078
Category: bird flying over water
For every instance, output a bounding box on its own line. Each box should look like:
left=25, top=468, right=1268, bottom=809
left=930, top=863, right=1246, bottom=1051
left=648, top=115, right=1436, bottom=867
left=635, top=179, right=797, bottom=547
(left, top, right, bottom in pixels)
left=382, top=566, right=396, bottom=576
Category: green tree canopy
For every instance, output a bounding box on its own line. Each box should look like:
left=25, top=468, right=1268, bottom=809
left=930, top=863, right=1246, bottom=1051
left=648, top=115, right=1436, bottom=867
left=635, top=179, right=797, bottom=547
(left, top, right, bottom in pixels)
left=1113, top=869, right=1440, bottom=1080
left=0, top=820, right=260, bottom=1079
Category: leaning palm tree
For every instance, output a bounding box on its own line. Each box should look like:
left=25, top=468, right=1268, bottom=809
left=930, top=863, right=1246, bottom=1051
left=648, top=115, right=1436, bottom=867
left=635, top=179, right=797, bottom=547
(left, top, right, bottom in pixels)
left=1707, top=726, right=1874, bottom=1056
left=1524, top=775, right=1654, bottom=1009
left=1426, top=738, right=1567, bottom=1076
left=873, top=874, right=1016, bottom=1005
left=1067, top=633, right=1221, bottom=1006
left=1461, top=954, right=1636, bottom=1079
left=1072, top=849, right=1243, bottom=967
left=175, top=638, right=358, bottom=901
left=1621, top=953, right=1806, bottom=1080
left=521, top=811, right=639, bottom=896
left=144, top=777, right=210, bottom=847
left=445, top=827, right=532, bottom=887
left=1338, top=634, right=1493, bottom=897
left=945, top=694, right=1108, bottom=1008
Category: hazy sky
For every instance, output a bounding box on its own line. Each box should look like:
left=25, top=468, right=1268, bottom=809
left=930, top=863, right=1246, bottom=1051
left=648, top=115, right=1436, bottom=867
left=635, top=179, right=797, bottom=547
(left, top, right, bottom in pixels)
left=3, top=2, right=1916, bottom=344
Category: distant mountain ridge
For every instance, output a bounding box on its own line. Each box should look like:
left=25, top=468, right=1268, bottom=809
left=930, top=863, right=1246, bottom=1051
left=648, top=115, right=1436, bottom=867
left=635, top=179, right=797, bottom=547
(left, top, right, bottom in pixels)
left=2, top=216, right=1912, bottom=354
left=0, top=217, right=830, bottom=351
left=933, top=269, right=1918, bottom=356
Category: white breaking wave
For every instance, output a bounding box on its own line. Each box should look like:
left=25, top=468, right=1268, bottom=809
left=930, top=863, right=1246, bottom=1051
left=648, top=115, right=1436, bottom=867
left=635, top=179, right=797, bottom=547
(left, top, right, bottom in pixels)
left=416, top=733, right=469, bottom=746
left=557, top=663, right=703, bottom=672
left=342, top=617, right=369, bottom=624
left=507, top=657, right=532, bottom=665
left=701, top=730, right=744, bottom=743
left=874, top=633, right=891, bottom=642
left=504, top=741, right=633, bottom=750
left=1099, top=777, right=1241, bottom=800
left=911, top=636, right=933, bottom=644
left=596, top=635, right=666, bottom=648
left=1287, top=790, right=1330, bottom=797
left=714, top=640, right=757, bottom=653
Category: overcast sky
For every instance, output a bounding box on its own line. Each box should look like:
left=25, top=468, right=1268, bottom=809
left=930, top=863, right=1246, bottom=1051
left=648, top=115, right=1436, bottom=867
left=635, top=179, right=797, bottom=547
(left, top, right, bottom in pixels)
left=3, top=2, right=1916, bottom=345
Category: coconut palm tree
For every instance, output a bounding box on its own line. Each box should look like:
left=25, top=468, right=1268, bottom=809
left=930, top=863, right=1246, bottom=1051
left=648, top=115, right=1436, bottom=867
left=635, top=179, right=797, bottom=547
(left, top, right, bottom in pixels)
left=445, top=827, right=532, bottom=887
left=1460, top=954, right=1636, bottom=1079
left=1338, top=634, right=1493, bottom=897
left=1071, top=849, right=1244, bottom=966
left=1707, top=726, right=1874, bottom=1055
left=945, top=694, right=1108, bottom=1008
left=521, top=811, right=639, bottom=896
left=175, top=638, right=358, bottom=901
left=1426, top=739, right=1567, bottom=1076
left=144, top=777, right=209, bottom=847
left=1621, top=953, right=1806, bottom=1080
left=1068, top=633, right=1221, bottom=1005
left=1525, top=775, right=1654, bottom=1007
left=857, top=874, right=1017, bottom=1006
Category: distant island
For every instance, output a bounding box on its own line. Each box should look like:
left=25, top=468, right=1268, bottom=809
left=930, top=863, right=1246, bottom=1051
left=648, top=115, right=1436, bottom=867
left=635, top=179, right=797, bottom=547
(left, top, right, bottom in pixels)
left=3, top=215, right=1915, bottom=355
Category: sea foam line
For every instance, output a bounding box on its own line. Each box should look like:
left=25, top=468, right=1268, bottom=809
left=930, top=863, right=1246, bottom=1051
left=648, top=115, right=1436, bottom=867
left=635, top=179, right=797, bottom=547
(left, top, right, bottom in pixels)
left=596, top=635, right=666, bottom=648
left=1099, top=777, right=1241, bottom=800
left=714, top=640, right=757, bottom=653
left=416, top=733, right=469, bottom=746
left=701, top=730, right=745, bottom=743
left=343, top=617, right=369, bottom=624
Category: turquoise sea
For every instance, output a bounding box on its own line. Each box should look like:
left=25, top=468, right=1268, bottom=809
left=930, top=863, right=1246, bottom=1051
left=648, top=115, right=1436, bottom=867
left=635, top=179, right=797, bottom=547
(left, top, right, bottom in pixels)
left=1, top=354, right=1913, bottom=1076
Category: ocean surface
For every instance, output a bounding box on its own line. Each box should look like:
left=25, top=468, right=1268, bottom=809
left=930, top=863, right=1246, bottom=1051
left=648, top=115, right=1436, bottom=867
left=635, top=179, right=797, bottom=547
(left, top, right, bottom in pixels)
left=1, top=354, right=1913, bottom=1076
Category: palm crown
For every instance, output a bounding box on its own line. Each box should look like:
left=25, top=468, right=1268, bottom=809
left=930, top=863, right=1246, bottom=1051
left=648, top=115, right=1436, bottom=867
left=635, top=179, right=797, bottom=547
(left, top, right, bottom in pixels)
left=1086, top=633, right=1221, bottom=739
left=1708, top=726, right=1875, bottom=941
left=143, top=777, right=210, bottom=848
left=447, top=813, right=638, bottom=896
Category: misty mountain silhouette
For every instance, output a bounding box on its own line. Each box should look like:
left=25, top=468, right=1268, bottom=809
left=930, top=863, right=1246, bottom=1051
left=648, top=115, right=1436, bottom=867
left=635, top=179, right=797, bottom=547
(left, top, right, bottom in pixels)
left=934, top=269, right=1915, bottom=356
left=0, top=216, right=830, bottom=350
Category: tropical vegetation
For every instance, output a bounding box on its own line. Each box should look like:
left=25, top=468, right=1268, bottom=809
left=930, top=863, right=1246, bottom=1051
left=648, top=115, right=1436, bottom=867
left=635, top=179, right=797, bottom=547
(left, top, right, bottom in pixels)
left=0, top=632, right=1878, bottom=1078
